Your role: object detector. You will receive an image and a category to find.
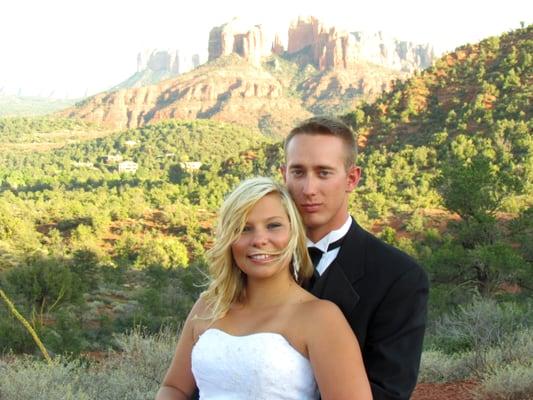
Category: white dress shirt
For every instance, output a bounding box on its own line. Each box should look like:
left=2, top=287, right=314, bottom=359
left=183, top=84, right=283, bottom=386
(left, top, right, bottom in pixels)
left=306, top=215, right=351, bottom=276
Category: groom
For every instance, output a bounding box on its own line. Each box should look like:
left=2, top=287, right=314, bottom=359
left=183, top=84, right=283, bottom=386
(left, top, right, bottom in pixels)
left=282, top=117, right=429, bottom=400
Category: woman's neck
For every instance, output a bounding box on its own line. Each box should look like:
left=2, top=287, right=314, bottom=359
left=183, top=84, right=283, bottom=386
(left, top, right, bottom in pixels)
left=243, top=274, right=297, bottom=310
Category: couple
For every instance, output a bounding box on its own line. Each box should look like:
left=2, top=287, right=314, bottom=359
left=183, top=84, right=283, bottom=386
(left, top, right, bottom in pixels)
left=156, top=117, right=429, bottom=400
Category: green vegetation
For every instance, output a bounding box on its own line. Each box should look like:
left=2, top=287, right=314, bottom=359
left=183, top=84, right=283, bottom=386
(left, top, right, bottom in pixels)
left=341, top=25, right=533, bottom=397
left=420, top=298, right=533, bottom=398
left=0, top=25, right=531, bottom=399
left=0, top=329, right=175, bottom=399
left=0, top=119, right=274, bottom=355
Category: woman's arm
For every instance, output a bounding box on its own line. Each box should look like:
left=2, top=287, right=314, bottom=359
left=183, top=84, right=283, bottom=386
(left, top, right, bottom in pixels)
left=155, top=298, right=205, bottom=400
left=306, top=300, right=372, bottom=400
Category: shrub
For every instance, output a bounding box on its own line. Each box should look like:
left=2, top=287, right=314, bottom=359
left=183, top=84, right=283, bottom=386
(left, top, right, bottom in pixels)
left=4, top=257, right=84, bottom=309
left=0, top=357, right=91, bottom=400
left=426, top=297, right=531, bottom=355
left=0, top=328, right=177, bottom=399
left=475, top=362, right=533, bottom=400
left=134, top=235, right=189, bottom=269
left=418, top=350, right=473, bottom=383
left=424, top=297, right=533, bottom=381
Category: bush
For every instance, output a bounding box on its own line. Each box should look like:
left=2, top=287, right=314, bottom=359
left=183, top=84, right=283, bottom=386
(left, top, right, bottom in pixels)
left=426, top=297, right=531, bottom=355
left=424, top=297, right=533, bottom=382
left=134, top=235, right=189, bottom=269
left=0, top=314, right=36, bottom=354
left=418, top=350, right=473, bottom=383
left=0, top=357, right=91, bottom=400
left=4, top=257, right=84, bottom=309
left=0, top=328, right=177, bottom=399
left=475, top=362, right=533, bottom=400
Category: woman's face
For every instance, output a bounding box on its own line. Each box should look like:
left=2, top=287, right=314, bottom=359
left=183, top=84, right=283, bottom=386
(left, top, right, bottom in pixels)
left=231, top=193, right=292, bottom=280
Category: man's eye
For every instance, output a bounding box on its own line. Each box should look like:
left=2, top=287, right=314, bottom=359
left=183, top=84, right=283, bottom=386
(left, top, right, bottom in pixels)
left=319, top=170, right=331, bottom=177
left=291, top=170, right=303, bottom=177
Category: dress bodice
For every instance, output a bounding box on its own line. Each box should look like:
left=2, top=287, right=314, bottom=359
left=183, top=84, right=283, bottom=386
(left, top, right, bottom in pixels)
left=191, top=328, right=319, bottom=400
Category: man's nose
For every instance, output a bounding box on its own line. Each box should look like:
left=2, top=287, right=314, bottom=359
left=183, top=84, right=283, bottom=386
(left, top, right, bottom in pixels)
left=302, top=176, right=317, bottom=195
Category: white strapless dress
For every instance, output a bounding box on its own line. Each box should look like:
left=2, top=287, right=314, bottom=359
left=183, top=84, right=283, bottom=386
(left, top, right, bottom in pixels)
left=191, top=328, right=319, bottom=400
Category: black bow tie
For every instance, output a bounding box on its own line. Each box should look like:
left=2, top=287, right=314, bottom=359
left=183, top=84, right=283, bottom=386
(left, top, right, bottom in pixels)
left=308, top=237, right=344, bottom=267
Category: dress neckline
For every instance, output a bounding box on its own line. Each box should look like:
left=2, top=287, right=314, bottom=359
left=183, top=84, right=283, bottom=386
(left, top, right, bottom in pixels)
left=196, top=328, right=310, bottom=361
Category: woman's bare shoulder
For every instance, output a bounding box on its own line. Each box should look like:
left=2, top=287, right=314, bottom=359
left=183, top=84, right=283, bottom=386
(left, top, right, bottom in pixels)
left=190, top=295, right=209, bottom=317
left=292, top=296, right=345, bottom=325
left=185, top=295, right=215, bottom=340
left=299, top=296, right=342, bottom=314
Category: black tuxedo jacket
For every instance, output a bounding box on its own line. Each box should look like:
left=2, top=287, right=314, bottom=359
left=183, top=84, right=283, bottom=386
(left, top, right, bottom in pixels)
left=308, top=219, right=429, bottom=400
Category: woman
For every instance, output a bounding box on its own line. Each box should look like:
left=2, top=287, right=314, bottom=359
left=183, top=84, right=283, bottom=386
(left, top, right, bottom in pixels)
left=156, top=177, right=372, bottom=400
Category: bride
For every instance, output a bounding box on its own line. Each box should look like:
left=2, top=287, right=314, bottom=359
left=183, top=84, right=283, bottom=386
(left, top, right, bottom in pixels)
left=156, top=177, right=372, bottom=400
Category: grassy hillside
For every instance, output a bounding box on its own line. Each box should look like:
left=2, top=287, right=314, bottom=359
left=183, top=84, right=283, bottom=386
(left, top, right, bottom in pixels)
left=345, top=25, right=532, bottom=151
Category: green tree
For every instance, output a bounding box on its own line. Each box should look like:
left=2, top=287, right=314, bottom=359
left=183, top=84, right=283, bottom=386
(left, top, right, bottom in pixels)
left=134, top=235, right=189, bottom=269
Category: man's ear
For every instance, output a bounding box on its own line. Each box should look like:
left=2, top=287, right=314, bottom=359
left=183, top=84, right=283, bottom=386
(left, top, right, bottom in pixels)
left=346, top=165, right=361, bottom=192
left=280, top=165, right=288, bottom=183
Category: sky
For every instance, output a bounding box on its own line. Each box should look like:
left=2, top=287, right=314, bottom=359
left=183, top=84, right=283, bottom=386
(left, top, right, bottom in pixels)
left=0, top=0, right=531, bottom=99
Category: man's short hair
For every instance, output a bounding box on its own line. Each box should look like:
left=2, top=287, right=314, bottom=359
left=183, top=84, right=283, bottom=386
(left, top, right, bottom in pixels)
left=285, top=116, right=358, bottom=169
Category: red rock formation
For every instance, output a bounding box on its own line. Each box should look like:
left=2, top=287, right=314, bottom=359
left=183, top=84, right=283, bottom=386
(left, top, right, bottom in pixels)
left=136, top=49, right=201, bottom=75
left=208, top=18, right=269, bottom=66
left=60, top=56, right=311, bottom=134
left=287, top=16, right=434, bottom=72
left=271, top=33, right=284, bottom=55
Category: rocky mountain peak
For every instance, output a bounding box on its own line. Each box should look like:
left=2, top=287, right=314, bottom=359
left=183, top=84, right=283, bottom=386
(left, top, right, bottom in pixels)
left=286, top=16, right=434, bottom=72
left=137, top=49, right=201, bottom=75
left=208, top=18, right=270, bottom=66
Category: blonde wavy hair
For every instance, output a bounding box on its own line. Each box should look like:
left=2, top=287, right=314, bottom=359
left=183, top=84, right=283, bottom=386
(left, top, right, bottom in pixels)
left=200, top=177, right=313, bottom=321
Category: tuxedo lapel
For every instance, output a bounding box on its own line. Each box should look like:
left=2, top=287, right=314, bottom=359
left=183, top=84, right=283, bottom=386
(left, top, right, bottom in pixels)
left=312, top=259, right=360, bottom=315
left=335, top=219, right=367, bottom=283
left=308, top=219, right=367, bottom=316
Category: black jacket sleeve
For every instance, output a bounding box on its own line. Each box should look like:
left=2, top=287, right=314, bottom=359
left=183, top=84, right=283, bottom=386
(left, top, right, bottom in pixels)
left=365, top=265, right=429, bottom=400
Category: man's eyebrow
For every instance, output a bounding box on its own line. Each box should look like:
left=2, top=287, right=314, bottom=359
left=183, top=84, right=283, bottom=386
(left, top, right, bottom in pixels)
left=289, top=164, right=336, bottom=170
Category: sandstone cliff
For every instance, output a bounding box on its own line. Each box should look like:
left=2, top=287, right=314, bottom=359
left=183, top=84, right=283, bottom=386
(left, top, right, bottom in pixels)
left=297, top=62, right=404, bottom=114
left=61, top=55, right=311, bottom=134
left=61, top=16, right=437, bottom=135
left=111, top=49, right=203, bottom=92
left=137, top=49, right=202, bottom=75
left=286, top=16, right=434, bottom=72
left=208, top=18, right=270, bottom=67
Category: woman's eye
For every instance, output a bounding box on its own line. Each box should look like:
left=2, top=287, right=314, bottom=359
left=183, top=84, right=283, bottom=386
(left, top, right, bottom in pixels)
left=268, top=223, right=282, bottom=229
left=242, top=226, right=252, bottom=232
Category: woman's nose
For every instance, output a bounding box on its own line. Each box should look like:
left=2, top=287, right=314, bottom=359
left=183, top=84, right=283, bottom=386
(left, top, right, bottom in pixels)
left=251, top=230, right=268, bottom=247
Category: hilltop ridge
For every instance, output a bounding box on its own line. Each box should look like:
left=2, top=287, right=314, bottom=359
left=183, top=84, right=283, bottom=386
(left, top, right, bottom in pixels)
left=59, top=16, right=435, bottom=135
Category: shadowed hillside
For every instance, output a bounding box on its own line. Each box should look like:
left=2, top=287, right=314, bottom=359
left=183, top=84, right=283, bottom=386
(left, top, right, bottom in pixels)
left=344, top=25, right=532, bottom=151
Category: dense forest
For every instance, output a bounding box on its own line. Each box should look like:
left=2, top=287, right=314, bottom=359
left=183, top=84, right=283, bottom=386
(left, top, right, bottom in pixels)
left=0, top=25, right=532, bottom=399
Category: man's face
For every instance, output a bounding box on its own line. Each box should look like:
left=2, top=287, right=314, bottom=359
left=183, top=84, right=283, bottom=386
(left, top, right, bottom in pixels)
left=283, top=134, right=360, bottom=242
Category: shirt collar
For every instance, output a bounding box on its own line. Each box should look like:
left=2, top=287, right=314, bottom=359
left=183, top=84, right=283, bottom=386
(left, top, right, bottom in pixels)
left=307, top=215, right=351, bottom=252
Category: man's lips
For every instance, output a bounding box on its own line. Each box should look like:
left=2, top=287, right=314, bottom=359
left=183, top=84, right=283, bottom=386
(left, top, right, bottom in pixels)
left=300, top=203, right=321, bottom=212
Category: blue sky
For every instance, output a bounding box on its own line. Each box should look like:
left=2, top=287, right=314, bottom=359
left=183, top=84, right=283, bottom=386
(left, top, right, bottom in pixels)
left=0, top=0, right=530, bottom=98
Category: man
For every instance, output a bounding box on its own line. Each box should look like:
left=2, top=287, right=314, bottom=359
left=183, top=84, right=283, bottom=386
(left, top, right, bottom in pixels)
left=282, top=116, right=429, bottom=400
